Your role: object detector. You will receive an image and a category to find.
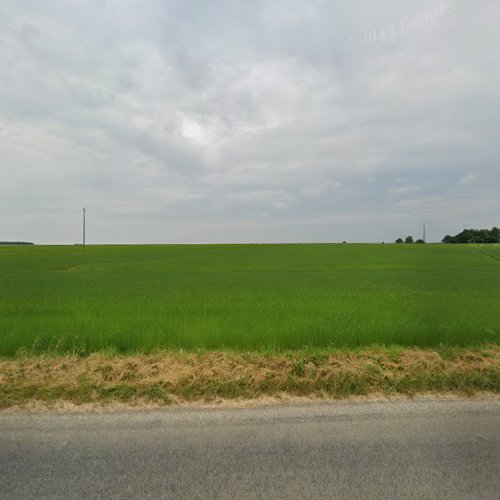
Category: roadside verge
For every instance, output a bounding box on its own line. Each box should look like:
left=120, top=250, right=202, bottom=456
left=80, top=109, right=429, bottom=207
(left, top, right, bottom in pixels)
left=1, top=346, right=498, bottom=409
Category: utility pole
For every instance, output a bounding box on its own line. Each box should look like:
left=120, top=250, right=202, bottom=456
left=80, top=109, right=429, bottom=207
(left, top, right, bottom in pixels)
left=423, top=223, right=426, bottom=243
left=83, top=207, right=86, bottom=249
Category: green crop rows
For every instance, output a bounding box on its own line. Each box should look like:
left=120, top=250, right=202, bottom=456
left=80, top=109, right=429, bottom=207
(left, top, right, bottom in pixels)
left=1, top=243, right=499, bottom=356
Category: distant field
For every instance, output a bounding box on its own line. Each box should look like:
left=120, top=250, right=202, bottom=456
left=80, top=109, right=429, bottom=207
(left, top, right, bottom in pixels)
left=0, top=244, right=499, bottom=356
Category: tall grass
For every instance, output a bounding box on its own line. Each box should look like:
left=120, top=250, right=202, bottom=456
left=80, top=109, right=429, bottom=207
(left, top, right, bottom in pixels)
left=0, top=243, right=499, bottom=356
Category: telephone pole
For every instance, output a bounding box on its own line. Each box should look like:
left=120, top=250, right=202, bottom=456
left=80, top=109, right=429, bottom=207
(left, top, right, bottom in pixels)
left=83, top=207, right=86, bottom=249
left=423, top=223, right=426, bottom=243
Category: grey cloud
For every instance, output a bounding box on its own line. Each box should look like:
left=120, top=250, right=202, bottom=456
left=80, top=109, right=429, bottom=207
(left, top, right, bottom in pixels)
left=0, top=0, right=499, bottom=244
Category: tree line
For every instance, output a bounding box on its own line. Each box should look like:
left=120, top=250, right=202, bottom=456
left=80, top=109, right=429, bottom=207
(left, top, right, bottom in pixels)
left=395, top=236, right=424, bottom=244
left=0, top=241, right=34, bottom=245
left=394, top=227, right=499, bottom=244
left=442, top=227, right=500, bottom=244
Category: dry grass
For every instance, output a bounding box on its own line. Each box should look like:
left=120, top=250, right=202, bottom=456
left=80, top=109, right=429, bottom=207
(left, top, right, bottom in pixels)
left=1, top=347, right=499, bottom=409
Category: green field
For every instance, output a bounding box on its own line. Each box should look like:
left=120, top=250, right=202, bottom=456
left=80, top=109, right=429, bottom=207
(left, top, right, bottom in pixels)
left=1, top=244, right=499, bottom=356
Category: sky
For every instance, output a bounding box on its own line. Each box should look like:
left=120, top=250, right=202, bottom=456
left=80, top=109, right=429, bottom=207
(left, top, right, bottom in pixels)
left=1, top=0, right=499, bottom=244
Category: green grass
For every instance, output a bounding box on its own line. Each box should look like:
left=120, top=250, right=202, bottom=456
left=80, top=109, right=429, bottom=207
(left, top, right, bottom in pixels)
left=0, top=243, right=499, bottom=356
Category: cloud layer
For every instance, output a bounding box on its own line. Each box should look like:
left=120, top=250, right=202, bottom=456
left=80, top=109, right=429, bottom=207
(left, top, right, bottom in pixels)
left=1, top=0, right=499, bottom=243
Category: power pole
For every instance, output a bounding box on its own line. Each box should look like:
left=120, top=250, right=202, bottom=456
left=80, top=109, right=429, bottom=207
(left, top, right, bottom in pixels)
left=83, top=207, right=86, bottom=249
left=423, top=223, right=426, bottom=243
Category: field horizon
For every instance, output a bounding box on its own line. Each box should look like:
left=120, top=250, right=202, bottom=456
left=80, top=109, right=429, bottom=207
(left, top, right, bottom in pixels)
left=1, top=243, right=499, bottom=357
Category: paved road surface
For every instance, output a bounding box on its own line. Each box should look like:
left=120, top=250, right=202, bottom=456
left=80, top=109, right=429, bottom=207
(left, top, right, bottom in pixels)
left=1, top=399, right=499, bottom=499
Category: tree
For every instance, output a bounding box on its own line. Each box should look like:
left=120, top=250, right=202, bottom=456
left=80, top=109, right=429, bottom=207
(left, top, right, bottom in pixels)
left=405, top=235, right=414, bottom=244
left=441, top=227, right=500, bottom=244
left=415, top=239, right=425, bottom=244
left=395, top=238, right=404, bottom=244
left=442, top=235, right=455, bottom=244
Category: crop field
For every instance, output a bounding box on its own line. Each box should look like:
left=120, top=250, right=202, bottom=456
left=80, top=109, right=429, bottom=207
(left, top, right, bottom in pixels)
left=0, top=244, right=499, bottom=357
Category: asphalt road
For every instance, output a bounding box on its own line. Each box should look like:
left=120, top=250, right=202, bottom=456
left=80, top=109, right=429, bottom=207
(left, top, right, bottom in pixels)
left=1, top=399, right=499, bottom=499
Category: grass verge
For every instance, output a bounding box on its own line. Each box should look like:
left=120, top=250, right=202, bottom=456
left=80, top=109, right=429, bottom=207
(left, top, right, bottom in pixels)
left=1, top=345, right=498, bottom=409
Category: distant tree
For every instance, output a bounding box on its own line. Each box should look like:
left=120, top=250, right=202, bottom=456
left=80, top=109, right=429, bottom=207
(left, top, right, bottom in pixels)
left=395, top=238, right=404, bottom=244
left=441, top=227, right=500, bottom=244
left=415, top=239, right=425, bottom=244
left=0, top=241, right=34, bottom=245
left=405, top=235, right=414, bottom=244
left=457, top=229, right=474, bottom=243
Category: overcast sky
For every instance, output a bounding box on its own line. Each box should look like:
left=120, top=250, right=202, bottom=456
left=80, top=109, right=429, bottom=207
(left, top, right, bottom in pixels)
left=1, top=0, right=499, bottom=244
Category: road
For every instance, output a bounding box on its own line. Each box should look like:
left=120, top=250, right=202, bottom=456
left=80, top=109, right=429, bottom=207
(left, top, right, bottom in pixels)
left=1, top=399, right=499, bottom=499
